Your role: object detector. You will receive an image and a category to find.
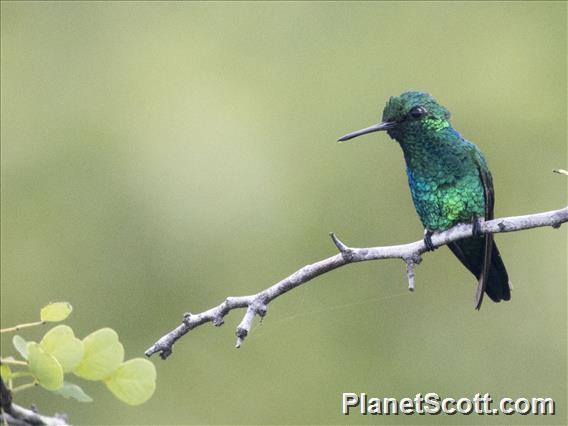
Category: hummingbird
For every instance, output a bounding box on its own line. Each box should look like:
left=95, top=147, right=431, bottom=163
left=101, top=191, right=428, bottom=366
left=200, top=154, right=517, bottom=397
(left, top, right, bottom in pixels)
left=338, top=91, right=510, bottom=309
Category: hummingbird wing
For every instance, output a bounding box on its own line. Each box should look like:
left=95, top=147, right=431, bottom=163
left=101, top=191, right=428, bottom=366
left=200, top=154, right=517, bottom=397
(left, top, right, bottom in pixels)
left=447, top=146, right=511, bottom=307
left=472, top=150, right=494, bottom=310
left=446, top=143, right=494, bottom=309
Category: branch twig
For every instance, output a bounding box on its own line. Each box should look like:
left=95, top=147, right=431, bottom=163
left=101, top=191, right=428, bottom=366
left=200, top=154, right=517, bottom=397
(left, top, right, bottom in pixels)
left=145, top=206, right=567, bottom=360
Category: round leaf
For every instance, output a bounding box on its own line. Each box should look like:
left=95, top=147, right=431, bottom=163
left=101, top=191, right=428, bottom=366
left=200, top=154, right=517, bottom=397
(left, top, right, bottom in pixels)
left=73, top=328, right=124, bottom=381
left=12, top=335, right=29, bottom=360
left=40, top=325, right=84, bottom=373
left=54, top=381, right=93, bottom=402
left=41, top=302, right=73, bottom=322
left=0, top=363, right=12, bottom=381
left=27, top=342, right=64, bottom=390
left=105, top=358, right=156, bottom=406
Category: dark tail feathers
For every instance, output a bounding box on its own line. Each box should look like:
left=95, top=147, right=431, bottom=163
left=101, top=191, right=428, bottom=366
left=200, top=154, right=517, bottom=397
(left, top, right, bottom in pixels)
left=448, top=238, right=511, bottom=304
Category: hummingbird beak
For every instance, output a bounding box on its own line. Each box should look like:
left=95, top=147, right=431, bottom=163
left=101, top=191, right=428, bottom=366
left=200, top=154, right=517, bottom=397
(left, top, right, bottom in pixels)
left=337, top=121, right=396, bottom=142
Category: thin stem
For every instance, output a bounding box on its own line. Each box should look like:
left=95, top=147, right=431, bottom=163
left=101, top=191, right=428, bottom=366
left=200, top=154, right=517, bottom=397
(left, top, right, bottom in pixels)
left=0, top=321, right=45, bottom=334
left=0, top=358, right=27, bottom=366
left=11, top=381, right=37, bottom=393
left=9, top=372, right=33, bottom=380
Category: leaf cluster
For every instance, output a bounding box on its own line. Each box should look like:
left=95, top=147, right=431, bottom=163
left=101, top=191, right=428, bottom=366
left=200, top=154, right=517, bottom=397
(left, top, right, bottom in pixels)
left=1, top=302, right=156, bottom=406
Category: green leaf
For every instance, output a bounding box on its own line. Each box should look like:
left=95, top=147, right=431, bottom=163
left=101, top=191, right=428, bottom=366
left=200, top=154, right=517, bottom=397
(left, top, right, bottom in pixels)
left=40, top=325, right=84, bottom=373
left=27, top=342, right=64, bottom=390
left=13, top=335, right=29, bottom=360
left=105, top=358, right=156, bottom=406
left=41, top=302, right=73, bottom=322
left=0, top=363, right=12, bottom=381
left=73, top=328, right=124, bottom=381
left=54, top=381, right=93, bottom=402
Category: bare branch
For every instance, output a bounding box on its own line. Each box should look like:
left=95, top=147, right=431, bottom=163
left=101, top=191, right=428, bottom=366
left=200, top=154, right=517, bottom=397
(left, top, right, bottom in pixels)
left=0, top=405, right=69, bottom=426
left=145, top=206, right=568, bottom=360
left=1, top=378, right=68, bottom=426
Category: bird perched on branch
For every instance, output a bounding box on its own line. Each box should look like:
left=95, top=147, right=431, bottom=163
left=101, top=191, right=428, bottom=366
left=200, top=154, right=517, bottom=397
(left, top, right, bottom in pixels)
left=338, top=91, right=511, bottom=309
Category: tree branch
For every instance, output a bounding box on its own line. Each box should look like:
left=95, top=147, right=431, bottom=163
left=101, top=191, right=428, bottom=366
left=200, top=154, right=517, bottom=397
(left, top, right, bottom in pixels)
left=0, top=378, right=68, bottom=426
left=145, top=206, right=567, bottom=360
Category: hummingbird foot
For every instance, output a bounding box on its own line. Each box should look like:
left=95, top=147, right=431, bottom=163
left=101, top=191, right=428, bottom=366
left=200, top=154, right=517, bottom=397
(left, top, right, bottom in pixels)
left=423, top=230, right=437, bottom=252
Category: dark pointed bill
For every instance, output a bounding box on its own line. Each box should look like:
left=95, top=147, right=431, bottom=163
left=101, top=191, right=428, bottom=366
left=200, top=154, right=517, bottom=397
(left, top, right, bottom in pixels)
left=337, top=121, right=396, bottom=142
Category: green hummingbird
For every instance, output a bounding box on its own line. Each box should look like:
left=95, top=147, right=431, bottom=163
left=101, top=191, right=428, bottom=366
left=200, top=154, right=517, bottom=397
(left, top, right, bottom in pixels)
left=338, top=91, right=511, bottom=309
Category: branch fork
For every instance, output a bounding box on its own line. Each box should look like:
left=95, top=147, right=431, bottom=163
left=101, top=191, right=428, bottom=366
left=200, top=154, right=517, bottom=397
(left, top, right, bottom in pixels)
left=403, top=254, right=422, bottom=292
left=235, top=300, right=267, bottom=348
left=329, top=232, right=353, bottom=260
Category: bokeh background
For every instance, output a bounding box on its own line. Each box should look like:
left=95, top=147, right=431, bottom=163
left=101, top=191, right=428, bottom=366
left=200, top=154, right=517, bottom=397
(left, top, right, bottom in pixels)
left=1, top=1, right=566, bottom=425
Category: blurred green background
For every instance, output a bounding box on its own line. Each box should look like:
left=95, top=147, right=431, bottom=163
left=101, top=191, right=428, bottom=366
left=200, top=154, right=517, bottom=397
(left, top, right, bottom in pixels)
left=1, top=1, right=566, bottom=425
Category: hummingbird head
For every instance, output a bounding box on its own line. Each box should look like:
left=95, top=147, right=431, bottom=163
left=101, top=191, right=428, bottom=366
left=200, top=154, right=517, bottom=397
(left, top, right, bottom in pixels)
left=338, top=91, right=451, bottom=143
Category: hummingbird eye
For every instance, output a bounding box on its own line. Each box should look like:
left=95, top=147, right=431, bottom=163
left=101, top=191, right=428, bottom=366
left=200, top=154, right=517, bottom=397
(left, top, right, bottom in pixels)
left=409, top=106, right=427, bottom=119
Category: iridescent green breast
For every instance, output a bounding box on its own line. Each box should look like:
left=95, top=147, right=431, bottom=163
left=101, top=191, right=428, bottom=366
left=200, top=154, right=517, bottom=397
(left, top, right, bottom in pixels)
left=401, top=129, right=486, bottom=231
left=407, top=169, right=485, bottom=231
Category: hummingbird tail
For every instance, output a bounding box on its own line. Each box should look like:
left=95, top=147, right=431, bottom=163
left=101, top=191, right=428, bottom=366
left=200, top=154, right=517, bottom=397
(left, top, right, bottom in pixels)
left=485, top=241, right=511, bottom=303
left=448, top=238, right=511, bottom=306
